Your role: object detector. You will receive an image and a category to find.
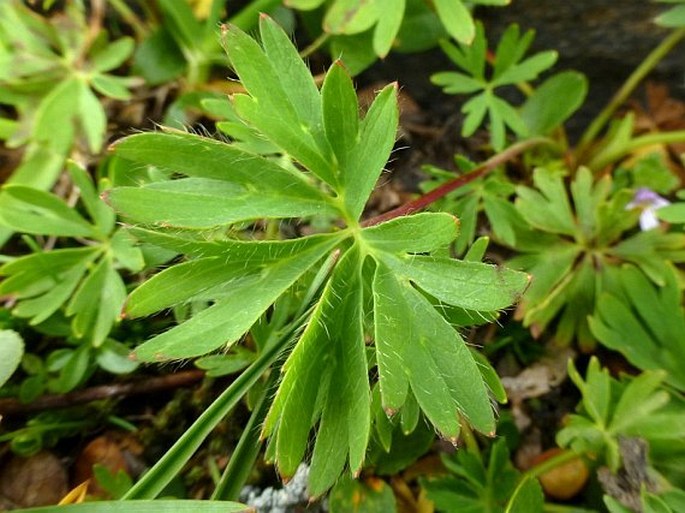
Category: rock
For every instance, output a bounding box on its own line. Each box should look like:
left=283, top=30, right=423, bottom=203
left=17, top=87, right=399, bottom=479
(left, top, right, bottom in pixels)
left=0, top=451, right=68, bottom=508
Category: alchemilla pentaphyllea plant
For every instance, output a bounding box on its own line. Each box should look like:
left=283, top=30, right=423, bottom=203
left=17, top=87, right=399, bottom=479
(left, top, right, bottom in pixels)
left=106, top=16, right=528, bottom=495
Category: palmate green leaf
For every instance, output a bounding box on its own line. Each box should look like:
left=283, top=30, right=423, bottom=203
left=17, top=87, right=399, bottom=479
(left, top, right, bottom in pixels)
left=558, top=357, right=682, bottom=474
left=433, top=21, right=558, bottom=149
left=111, top=18, right=531, bottom=498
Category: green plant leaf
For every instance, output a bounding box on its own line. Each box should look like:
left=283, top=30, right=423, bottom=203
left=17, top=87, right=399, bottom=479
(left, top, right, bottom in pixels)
left=32, top=77, right=79, bottom=152
left=0, top=185, right=96, bottom=237
left=110, top=131, right=320, bottom=196
left=521, top=71, right=588, bottom=135
left=89, top=36, right=134, bottom=72
left=372, top=259, right=494, bottom=437
left=361, top=212, right=458, bottom=253
left=66, top=160, right=115, bottom=235
left=434, top=0, right=474, bottom=43
left=422, top=439, right=520, bottom=512
left=1, top=248, right=100, bottom=325
left=322, top=61, right=360, bottom=174
left=109, top=18, right=531, bottom=498
left=0, top=329, right=24, bottom=389
left=324, top=0, right=379, bottom=35
left=329, top=475, right=397, bottom=513
left=125, top=234, right=340, bottom=317
left=373, top=0, right=406, bottom=57
left=516, top=168, right=576, bottom=236
left=343, top=83, right=398, bottom=219
left=656, top=4, right=685, bottom=27
left=589, top=265, right=685, bottom=391
left=131, top=235, right=342, bottom=361
left=157, top=0, right=204, bottom=51
left=264, top=246, right=369, bottom=495
left=90, top=74, right=133, bottom=100
left=382, top=254, right=529, bottom=312
left=505, top=476, right=544, bottom=513
left=223, top=18, right=336, bottom=185
left=107, top=177, right=333, bottom=228
left=433, top=22, right=557, bottom=149
left=67, top=255, right=127, bottom=347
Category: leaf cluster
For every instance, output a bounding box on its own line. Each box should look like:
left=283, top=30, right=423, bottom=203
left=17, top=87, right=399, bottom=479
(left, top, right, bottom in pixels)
left=0, top=0, right=136, bottom=193
left=506, top=167, right=685, bottom=348
left=431, top=23, right=588, bottom=149
left=558, top=358, right=685, bottom=479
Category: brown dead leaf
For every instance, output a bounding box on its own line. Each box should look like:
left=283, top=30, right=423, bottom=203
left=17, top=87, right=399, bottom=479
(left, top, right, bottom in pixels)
left=73, top=434, right=129, bottom=497
left=500, top=348, right=574, bottom=430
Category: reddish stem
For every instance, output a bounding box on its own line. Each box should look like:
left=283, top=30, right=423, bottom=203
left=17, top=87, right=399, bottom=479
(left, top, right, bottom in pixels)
left=362, top=137, right=552, bottom=228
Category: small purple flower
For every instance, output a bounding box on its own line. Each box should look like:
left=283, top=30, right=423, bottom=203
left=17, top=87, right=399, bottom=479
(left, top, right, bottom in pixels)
left=626, top=188, right=670, bottom=231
